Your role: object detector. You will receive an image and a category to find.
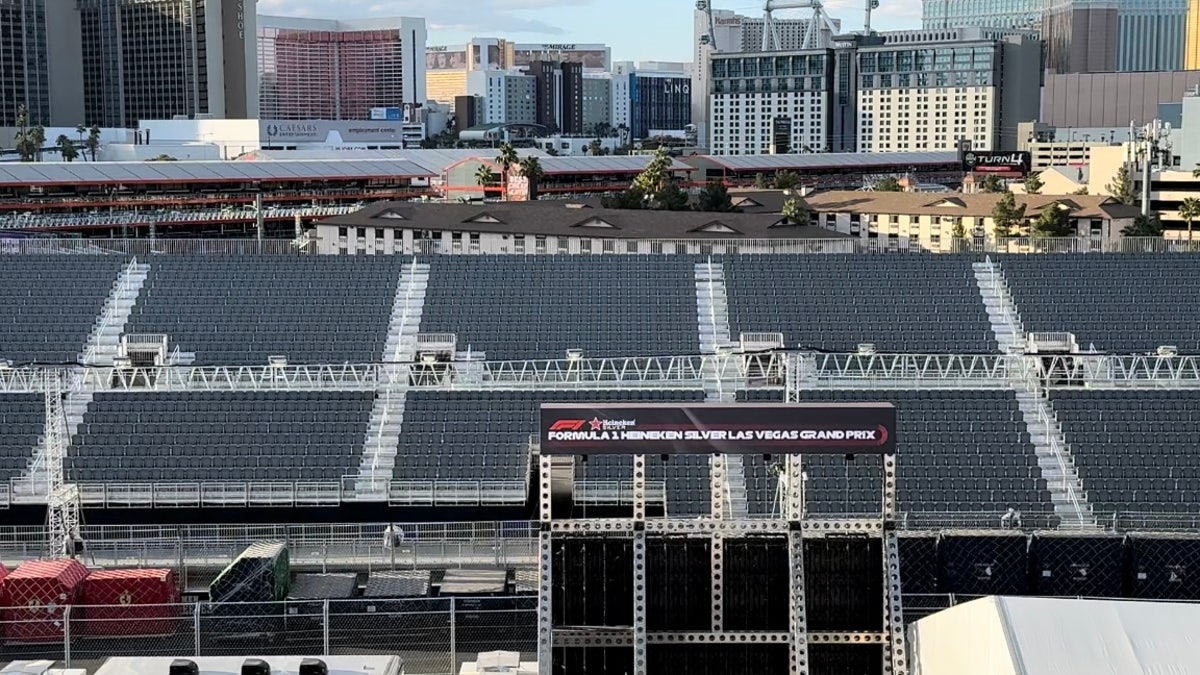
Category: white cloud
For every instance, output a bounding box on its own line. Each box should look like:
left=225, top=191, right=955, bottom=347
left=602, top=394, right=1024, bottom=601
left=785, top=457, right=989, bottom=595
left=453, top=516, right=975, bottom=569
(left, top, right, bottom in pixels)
left=255, top=0, right=591, bottom=35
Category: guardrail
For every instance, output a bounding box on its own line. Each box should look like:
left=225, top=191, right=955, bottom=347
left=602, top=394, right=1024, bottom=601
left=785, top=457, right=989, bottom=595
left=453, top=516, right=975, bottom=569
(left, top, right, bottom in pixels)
left=0, top=599, right=536, bottom=674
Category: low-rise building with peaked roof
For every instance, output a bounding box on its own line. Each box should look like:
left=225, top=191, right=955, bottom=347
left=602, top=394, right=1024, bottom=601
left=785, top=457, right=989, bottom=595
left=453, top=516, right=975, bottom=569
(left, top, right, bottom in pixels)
left=803, top=191, right=1141, bottom=251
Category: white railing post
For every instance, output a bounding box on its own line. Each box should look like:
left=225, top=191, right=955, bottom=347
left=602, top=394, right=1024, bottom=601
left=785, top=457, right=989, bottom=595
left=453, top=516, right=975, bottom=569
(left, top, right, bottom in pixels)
left=449, top=596, right=457, bottom=671
left=63, top=604, right=72, bottom=667
left=323, top=599, right=331, bottom=655
left=194, top=600, right=202, bottom=656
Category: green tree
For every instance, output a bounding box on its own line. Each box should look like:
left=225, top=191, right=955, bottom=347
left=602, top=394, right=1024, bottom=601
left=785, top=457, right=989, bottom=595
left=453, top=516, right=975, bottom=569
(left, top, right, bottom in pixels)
left=1178, top=197, right=1200, bottom=242
left=474, top=164, right=495, bottom=195
left=773, top=170, right=800, bottom=190
left=874, top=176, right=902, bottom=192
left=494, top=142, right=519, bottom=201
left=14, top=104, right=36, bottom=162
left=979, top=174, right=1003, bottom=193
left=990, top=191, right=1027, bottom=238
left=55, top=135, right=78, bottom=162
left=1106, top=164, right=1136, bottom=205
left=1022, top=171, right=1044, bottom=195
left=1032, top=202, right=1074, bottom=237
left=695, top=180, right=737, bottom=212
left=1121, top=213, right=1164, bottom=237
left=588, top=138, right=603, bottom=156
left=600, top=186, right=646, bottom=209
left=753, top=172, right=769, bottom=189
left=85, top=125, right=101, bottom=162
left=1071, top=187, right=1089, bottom=195
left=780, top=197, right=810, bottom=225
left=658, top=182, right=691, bottom=211
left=146, top=153, right=177, bottom=161
left=632, top=147, right=673, bottom=197
left=518, top=155, right=545, bottom=201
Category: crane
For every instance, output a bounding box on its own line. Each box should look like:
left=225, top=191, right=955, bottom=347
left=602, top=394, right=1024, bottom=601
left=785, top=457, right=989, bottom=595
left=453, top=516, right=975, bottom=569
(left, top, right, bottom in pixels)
left=41, top=369, right=81, bottom=557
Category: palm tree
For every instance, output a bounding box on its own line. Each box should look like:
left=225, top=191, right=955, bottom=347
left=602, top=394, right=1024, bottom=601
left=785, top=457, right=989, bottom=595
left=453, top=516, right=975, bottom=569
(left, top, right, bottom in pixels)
left=474, top=163, right=495, bottom=197
left=518, top=155, right=545, bottom=201
left=55, top=134, right=78, bottom=162
left=1179, top=197, right=1200, bottom=243
left=494, top=142, right=519, bottom=201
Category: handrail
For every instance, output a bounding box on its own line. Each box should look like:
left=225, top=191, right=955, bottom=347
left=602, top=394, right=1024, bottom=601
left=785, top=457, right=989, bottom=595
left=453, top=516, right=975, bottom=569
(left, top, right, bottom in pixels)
left=985, top=257, right=1024, bottom=345
left=81, top=256, right=137, bottom=365
left=703, top=256, right=726, bottom=401
left=1027, top=378, right=1091, bottom=527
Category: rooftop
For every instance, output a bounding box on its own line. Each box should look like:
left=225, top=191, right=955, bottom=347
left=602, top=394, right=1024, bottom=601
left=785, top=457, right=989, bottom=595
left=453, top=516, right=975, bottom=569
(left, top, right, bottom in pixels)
left=0, top=159, right=434, bottom=187
left=803, top=190, right=1140, bottom=219
left=322, top=200, right=849, bottom=240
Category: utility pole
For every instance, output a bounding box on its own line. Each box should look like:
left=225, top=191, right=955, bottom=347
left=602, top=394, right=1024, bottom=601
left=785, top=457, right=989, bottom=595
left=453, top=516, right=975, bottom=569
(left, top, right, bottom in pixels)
left=1131, top=119, right=1172, bottom=217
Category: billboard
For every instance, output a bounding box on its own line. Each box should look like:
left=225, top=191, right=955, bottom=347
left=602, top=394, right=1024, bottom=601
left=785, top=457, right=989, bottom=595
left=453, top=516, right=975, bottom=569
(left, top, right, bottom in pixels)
left=369, top=107, right=403, bottom=121
left=260, top=120, right=405, bottom=142
left=512, top=45, right=608, bottom=70
left=540, top=403, right=896, bottom=455
left=426, top=47, right=468, bottom=71
left=961, top=150, right=1031, bottom=175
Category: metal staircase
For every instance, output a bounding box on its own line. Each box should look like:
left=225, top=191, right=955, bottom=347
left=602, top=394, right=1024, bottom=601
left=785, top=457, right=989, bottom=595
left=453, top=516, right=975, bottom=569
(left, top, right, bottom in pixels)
left=1015, top=386, right=1097, bottom=529
left=81, top=258, right=150, bottom=366
left=972, top=258, right=1025, bottom=353
left=974, top=259, right=1096, bottom=528
left=694, top=259, right=747, bottom=518
left=356, top=260, right=429, bottom=497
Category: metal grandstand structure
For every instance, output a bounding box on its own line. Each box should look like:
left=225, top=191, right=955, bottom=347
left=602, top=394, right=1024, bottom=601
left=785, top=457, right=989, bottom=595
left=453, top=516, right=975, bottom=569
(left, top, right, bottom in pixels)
left=536, top=399, right=905, bottom=675
left=2, top=350, right=1200, bottom=512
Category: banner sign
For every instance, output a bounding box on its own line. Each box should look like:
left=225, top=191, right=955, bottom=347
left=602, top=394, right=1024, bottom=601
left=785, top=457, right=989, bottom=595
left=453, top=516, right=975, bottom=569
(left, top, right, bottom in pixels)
left=961, top=150, right=1031, bottom=175
left=540, top=403, right=896, bottom=455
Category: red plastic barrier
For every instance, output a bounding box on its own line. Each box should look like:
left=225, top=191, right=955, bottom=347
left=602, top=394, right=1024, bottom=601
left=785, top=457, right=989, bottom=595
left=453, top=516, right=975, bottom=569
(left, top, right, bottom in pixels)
left=1, top=559, right=88, bottom=643
left=80, top=568, right=181, bottom=637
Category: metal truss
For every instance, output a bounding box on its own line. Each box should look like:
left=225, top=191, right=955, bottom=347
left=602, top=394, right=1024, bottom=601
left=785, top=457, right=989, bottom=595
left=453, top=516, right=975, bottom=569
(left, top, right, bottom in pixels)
left=8, top=352, right=1200, bottom=395
left=882, top=531, right=907, bottom=675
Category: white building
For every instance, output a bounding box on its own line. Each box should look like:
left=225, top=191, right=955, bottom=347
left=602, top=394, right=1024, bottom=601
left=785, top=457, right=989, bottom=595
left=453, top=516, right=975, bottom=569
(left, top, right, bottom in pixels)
left=692, top=7, right=834, bottom=147
left=467, top=70, right=537, bottom=125
left=707, top=51, right=831, bottom=155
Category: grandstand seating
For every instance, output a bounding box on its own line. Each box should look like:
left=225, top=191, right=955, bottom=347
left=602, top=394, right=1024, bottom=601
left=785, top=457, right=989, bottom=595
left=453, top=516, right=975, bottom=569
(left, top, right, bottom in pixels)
left=0, top=394, right=41, bottom=481
left=723, top=254, right=995, bottom=353
left=398, top=389, right=710, bottom=514
left=738, top=389, right=1049, bottom=515
left=1000, top=254, right=1200, bottom=353
left=0, top=255, right=125, bottom=364
left=127, top=256, right=402, bottom=365
left=66, top=391, right=373, bottom=482
left=421, top=257, right=699, bottom=360
left=1053, top=390, right=1200, bottom=514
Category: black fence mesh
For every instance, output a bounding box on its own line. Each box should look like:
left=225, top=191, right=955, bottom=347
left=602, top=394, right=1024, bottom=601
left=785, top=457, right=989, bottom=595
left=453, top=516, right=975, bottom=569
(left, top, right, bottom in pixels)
left=1030, top=535, right=1125, bottom=598
left=553, top=537, right=633, bottom=627
left=724, top=538, right=789, bottom=631
left=648, top=644, right=790, bottom=675
left=646, top=536, right=712, bottom=632
left=805, top=538, right=883, bottom=632
left=809, top=643, right=884, bottom=675
left=1127, top=536, right=1200, bottom=600
left=938, top=534, right=1029, bottom=596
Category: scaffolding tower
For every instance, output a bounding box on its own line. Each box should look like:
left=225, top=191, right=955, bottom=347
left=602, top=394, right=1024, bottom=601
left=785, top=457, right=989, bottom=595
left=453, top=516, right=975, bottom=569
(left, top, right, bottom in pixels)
left=536, top=387, right=907, bottom=675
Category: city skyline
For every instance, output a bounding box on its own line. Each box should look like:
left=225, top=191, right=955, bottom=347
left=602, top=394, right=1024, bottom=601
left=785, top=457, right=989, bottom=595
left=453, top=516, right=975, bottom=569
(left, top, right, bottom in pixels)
left=256, top=0, right=923, bottom=63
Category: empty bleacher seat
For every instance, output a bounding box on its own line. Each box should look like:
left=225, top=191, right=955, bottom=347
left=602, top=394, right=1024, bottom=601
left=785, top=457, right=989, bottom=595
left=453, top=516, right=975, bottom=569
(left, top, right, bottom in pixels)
left=723, top=254, right=995, bottom=353
left=126, top=256, right=402, bottom=365
left=736, top=389, right=1049, bottom=516
left=1053, top=390, right=1200, bottom=514
left=1001, top=254, right=1200, bottom=353
left=0, top=255, right=126, bottom=364
left=67, top=391, right=374, bottom=482
left=0, top=394, right=41, bottom=482
left=398, top=389, right=709, bottom=514
left=421, top=256, right=700, bottom=360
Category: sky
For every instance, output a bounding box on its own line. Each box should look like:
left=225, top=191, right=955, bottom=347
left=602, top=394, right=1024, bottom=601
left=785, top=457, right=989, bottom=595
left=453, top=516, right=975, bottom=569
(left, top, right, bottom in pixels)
left=256, top=0, right=924, bottom=63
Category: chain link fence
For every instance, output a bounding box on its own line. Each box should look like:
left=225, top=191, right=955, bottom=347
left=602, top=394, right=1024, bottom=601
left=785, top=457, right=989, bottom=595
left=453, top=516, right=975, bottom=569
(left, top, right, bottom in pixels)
left=0, top=599, right=536, bottom=675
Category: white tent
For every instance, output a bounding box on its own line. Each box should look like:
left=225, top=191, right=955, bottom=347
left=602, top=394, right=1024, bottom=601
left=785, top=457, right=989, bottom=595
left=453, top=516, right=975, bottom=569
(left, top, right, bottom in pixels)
left=909, top=595, right=1200, bottom=675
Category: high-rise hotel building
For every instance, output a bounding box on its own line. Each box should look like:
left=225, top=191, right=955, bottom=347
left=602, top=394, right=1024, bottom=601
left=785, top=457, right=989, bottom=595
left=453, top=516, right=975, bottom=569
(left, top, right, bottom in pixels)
left=706, top=28, right=1041, bottom=155
left=257, top=16, right=427, bottom=121
left=1, top=0, right=256, bottom=127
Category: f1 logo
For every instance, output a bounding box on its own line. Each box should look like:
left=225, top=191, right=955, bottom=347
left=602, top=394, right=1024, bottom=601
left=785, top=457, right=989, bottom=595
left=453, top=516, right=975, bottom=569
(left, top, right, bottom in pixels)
left=549, top=419, right=586, bottom=431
